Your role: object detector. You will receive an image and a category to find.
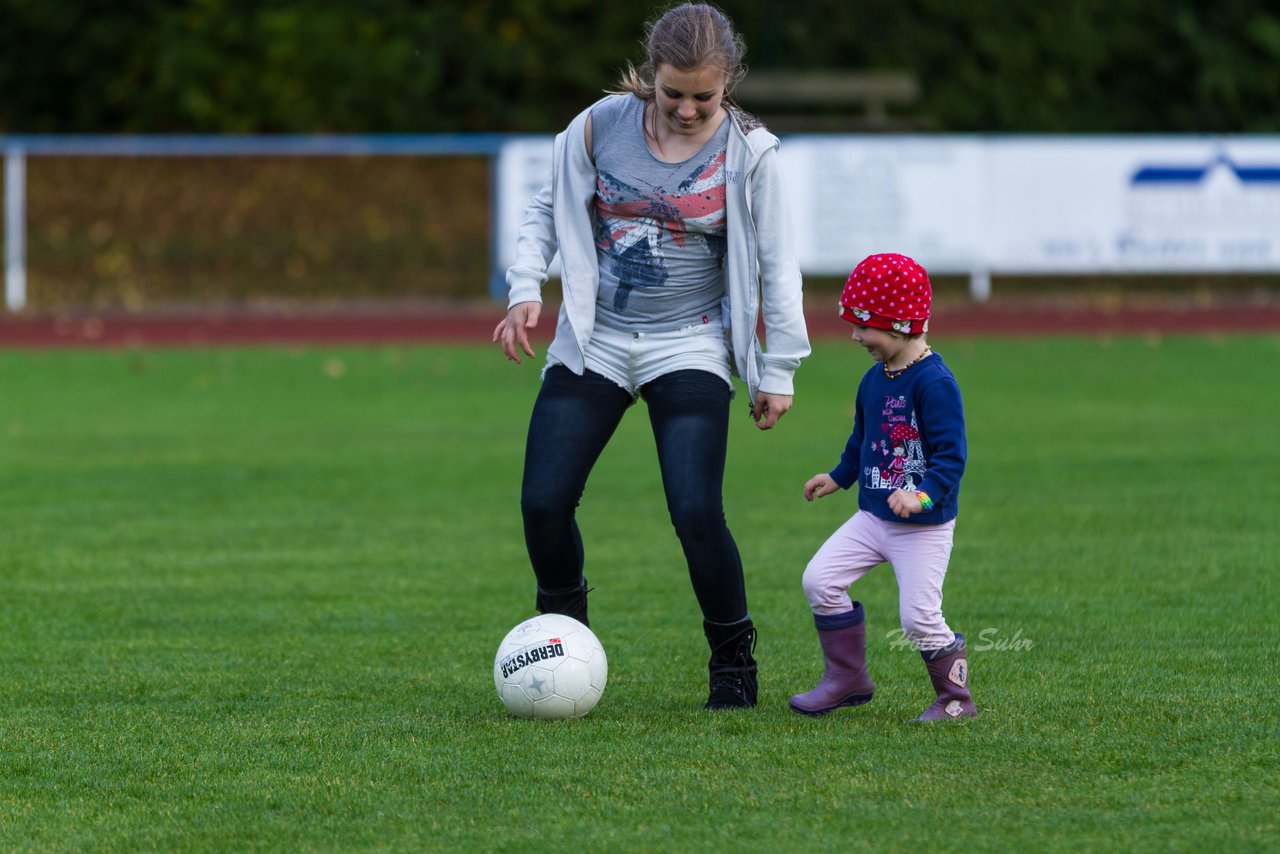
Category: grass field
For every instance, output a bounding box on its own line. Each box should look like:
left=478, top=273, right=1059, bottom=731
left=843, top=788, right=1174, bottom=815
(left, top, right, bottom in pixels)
left=1, top=335, right=1277, bottom=852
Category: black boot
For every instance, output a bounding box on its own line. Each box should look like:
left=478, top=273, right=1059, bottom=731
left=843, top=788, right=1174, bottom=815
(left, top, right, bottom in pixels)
left=534, top=579, right=590, bottom=627
left=703, top=618, right=758, bottom=710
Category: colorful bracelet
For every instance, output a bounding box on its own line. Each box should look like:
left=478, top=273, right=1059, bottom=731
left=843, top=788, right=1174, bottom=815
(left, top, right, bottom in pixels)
left=915, top=491, right=934, bottom=511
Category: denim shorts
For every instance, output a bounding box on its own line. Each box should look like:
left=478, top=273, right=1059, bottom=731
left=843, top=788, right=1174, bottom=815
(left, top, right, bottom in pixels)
left=549, top=320, right=734, bottom=398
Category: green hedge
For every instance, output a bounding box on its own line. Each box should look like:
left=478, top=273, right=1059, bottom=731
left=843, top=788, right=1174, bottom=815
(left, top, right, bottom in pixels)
left=3, top=0, right=1279, bottom=133
left=21, top=156, right=490, bottom=310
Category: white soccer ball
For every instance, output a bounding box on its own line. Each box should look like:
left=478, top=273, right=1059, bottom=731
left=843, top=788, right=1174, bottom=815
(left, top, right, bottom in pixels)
left=494, top=614, right=608, bottom=719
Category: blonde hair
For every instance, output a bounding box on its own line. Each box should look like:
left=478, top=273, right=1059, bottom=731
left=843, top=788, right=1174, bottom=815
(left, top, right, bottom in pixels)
left=613, top=3, right=747, bottom=103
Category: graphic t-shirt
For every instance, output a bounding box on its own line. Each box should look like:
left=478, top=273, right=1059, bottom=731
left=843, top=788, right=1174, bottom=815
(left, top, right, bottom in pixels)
left=589, top=94, right=729, bottom=332
left=829, top=353, right=967, bottom=525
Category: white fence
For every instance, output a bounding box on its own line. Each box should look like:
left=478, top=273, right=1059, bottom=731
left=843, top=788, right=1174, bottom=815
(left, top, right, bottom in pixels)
left=6, top=134, right=1280, bottom=312
left=1, top=134, right=508, bottom=312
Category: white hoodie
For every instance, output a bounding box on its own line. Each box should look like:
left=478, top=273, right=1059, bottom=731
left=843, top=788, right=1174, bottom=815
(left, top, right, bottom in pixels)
left=505, top=95, right=810, bottom=401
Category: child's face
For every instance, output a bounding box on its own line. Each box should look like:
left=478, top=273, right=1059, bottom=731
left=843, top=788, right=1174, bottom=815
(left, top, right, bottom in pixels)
left=849, top=325, right=910, bottom=363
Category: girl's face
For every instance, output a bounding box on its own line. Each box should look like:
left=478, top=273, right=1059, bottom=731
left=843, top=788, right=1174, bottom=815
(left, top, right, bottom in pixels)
left=849, top=325, right=910, bottom=364
left=653, top=64, right=726, bottom=136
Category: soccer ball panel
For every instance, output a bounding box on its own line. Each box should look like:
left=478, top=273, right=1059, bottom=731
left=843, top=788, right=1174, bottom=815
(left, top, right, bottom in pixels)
left=499, top=680, right=535, bottom=719
left=574, top=685, right=602, bottom=717
left=531, top=692, right=576, bottom=720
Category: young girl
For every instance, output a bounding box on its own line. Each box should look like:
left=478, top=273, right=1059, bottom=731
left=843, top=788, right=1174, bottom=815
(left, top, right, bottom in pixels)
left=791, top=253, right=976, bottom=721
left=493, top=3, right=810, bottom=710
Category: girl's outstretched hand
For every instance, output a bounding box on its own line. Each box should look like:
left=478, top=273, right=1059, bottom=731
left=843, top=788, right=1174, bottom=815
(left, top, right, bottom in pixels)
left=493, top=301, right=541, bottom=363
left=804, top=473, right=838, bottom=502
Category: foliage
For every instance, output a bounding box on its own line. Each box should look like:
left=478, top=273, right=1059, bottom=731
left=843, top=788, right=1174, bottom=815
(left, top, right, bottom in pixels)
left=1, top=0, right=1278, bottom=133
left=21, top=156, right=489, bottom=309
left=0, top=337, right=1278, bottom=850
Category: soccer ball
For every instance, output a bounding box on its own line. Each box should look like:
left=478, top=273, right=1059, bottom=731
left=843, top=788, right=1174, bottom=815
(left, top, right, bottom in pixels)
left=494, top=614, right=607, bottom=719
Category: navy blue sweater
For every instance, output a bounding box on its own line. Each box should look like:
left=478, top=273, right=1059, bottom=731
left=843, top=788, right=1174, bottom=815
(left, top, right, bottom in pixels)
left=829, top=352, right=966, bottom=525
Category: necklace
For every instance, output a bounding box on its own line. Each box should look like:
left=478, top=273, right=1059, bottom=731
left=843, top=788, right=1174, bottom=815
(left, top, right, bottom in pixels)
left=883, top=346, right=932, bottom=380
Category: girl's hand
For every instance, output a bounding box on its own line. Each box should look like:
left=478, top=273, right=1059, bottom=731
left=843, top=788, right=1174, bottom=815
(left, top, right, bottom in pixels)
left=804, top=473, right=838, bottom=502
left=887, top=488, right=924, bottom=519
left=493, top=301, right=541, bottom=363
left=752, top=392, right=793, bottom=430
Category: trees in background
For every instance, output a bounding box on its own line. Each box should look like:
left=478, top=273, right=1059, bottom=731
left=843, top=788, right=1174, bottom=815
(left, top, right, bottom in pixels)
left=2, top=0, right=1278, bottom=133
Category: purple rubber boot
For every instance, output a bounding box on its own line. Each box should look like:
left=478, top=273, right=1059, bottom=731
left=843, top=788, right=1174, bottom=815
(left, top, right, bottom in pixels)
left=789, top=603, right=876, bottom=715
left=917, top=633, right=977, bottom=721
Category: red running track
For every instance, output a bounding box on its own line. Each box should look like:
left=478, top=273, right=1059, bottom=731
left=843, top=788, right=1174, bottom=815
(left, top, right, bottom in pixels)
left=2, top=300, right=1279, bottom=348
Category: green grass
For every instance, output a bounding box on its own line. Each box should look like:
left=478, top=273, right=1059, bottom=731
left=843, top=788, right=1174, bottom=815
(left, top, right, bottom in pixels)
left=1, top=335, right=1277, bottom=852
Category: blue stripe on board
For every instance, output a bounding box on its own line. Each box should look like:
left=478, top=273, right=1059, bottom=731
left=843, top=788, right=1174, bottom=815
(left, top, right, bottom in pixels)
left=1236, top=167, right=1280, bottom=182
left=1131, top=166, right=1206, bottom=183
left=1131, top=156, right=1280, bottom=185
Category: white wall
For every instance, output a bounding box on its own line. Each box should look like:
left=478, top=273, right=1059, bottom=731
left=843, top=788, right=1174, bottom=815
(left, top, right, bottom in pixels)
left=496, top=134, right=1280, bottom=295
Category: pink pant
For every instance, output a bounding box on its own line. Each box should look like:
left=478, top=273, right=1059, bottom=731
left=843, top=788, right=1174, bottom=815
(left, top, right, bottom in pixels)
left=803, top=511, right=957, bottom=652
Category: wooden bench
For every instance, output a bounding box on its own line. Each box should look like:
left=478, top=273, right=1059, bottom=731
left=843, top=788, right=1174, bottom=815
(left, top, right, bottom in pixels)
left=733, top=71, right=922, bottom=131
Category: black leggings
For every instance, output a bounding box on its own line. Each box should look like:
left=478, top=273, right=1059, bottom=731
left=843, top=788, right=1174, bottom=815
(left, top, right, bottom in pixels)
left=520, top=366, right=747, bottom=623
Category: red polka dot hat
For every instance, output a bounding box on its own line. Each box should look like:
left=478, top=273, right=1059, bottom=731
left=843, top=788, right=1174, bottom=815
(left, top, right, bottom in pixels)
left=839, top=253, right=932, bottom=334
